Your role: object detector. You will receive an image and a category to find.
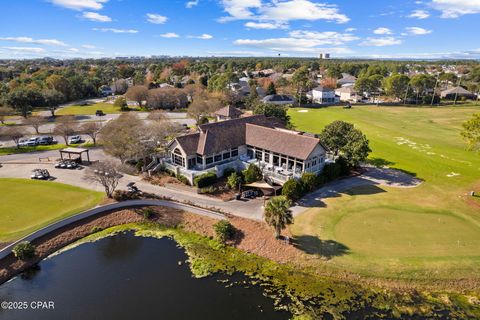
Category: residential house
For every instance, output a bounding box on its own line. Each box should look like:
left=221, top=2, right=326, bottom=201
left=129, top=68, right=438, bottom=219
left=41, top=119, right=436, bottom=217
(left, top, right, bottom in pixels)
left=163, top=115, right=327, bottom=185
left=307, top=86, right=340, bottom=104
left=335, top=86, right=363, bottom=102
left=337, top=73, right=357, bottom=87
left=262, top=94, right=296, bottom=105
left=214, top=105, right=243, bottom=121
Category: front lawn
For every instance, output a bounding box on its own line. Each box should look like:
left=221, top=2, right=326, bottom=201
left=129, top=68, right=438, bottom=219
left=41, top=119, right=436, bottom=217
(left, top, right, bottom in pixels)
left=289, top=105, right=480, bottom=282
left=0, top=178, right=103, bottom=243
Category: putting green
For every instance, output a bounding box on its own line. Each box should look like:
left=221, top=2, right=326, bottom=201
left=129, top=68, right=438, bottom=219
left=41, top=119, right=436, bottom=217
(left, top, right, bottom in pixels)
left=289, top=105, right=480, bottom=281
left=0, top=178, right=103, bottom=243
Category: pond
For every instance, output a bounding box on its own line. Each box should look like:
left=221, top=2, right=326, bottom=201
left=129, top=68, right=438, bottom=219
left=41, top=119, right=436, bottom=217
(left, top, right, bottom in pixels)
left=0, top=233, right=290, bottom=320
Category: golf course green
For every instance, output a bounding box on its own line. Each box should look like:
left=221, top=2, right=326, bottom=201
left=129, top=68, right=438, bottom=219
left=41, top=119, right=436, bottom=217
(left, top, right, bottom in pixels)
left=289, top=104, right=480, bottom=282
left=0, top=178, right=103, bottom=243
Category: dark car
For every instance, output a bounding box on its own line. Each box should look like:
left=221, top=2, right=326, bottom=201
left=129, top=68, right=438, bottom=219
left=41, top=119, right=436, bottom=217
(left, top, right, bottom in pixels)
left=96, top=110, right=106, bottom=116
left=38, top=136, right=56, bottom=145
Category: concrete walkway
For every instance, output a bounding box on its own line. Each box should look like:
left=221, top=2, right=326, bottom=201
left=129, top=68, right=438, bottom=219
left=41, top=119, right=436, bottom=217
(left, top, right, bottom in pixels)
left=0, top=199, right=224, bottom=260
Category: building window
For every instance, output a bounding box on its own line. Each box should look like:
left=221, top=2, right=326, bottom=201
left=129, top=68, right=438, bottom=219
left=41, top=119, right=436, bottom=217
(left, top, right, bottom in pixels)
left=196, top=155, right=203, bottom=165
left=273, top=155, right=279, bottom=166
left=264, top=152, right=270, bottom=163
left=247, top=148, right=254, bottom=158
left=206, top=157, right=213, bottom=164
left=223, top=152, right=231, bottom=160
left=255, top=150, right=262, bottom=161
left=231, top=148, right=238, bottom=157
left=214, top=154, right=222, bottom=162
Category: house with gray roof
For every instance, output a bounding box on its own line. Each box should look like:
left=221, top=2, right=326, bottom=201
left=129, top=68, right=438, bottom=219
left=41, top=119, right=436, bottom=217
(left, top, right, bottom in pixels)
left=163, top=115, right=327, bottom=185
left=262, top=94, right=296, bottom=105
left=440, top=87, right=477, bottom=100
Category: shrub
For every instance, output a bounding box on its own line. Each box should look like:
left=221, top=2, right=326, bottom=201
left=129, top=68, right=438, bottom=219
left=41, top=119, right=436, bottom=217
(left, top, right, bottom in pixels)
left=227, top=172, right=242, bottom=190
left=91, top=226, right=103, bottom=234
left=323, top=162, right=341, bottom=182
left=198, top=116, right=209, bottom=125
left=194, top=172, right=217, bottom=188
left=213, top=220, right=236, bottom=243
left=198, top=186, right=216, bottom=194
left=164, top=169, right=176, bottom=177
left=300, top=172, right=318, bottom=193
left=113, top=96, right=128, bottom=111
left=281, top=179, right=303, bottom=201
left=176, top=174, right=190, bottom=185
left=142, top=208, right=156, bottom=219
left=242, top=163, right=262, bottom=184
left=113, top=190, right=141, bottom=201
left=12, top=241, right=36, bottom=260
left=222, top=167, right=236, bottom=178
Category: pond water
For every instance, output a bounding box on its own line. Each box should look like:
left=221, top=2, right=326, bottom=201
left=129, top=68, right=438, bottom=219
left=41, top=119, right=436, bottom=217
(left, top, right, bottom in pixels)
left=0, top=233, right=290, bottom=320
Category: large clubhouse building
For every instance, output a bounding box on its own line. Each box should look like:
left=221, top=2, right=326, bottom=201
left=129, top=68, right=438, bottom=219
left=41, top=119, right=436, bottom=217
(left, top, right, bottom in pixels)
left=162, top=108, right=327, bottom=185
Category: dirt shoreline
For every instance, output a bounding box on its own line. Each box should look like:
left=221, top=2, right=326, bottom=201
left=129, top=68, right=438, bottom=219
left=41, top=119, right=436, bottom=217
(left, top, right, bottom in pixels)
left=0, top=206, right=479, bottom=294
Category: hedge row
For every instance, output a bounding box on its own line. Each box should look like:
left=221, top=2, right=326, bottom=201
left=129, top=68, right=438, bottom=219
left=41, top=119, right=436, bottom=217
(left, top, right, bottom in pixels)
left=193, top=172, right=218, bottom=188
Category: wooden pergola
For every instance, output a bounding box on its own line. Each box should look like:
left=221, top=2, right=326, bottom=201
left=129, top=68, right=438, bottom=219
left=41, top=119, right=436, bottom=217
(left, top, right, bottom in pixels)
left=59, top=147, right=91, bottom=163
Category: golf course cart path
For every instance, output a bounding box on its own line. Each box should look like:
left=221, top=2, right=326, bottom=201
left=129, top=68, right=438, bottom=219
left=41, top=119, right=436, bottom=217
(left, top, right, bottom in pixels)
left=0, top=199, right=224, bottom=260
left=292, top=166, right=422, bottom=216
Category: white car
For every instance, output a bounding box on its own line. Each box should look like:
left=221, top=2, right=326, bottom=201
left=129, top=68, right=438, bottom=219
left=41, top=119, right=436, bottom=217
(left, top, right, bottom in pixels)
left=68, top=135, right=82, bottom=144
left=17, top=139, right=29, bottom=147
left=26, top=137, right=39, bottom=146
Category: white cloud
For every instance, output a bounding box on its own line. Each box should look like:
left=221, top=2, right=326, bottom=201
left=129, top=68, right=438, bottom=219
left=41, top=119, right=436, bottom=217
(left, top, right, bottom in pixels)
left=82, top=11, right=112, bottom=22
left=186, top=0, right=199, bottom=8
left=373, top=27, right=393, bottom=35
left=81, top=44, right=96, bottom=49
left=146, top=13, right=168, bottom=24
left=160, top=32, right=180, bottom=38
left=408, top=9, right=430, bottom=19
left=244, top=21, right=288, bottom=29
left=219, top=0, right=349, bottom=26
left=0, top=36, right=67, bottom=46
left=359, top=37, right=402, bottom=46
left=234, top=30, right=357, bottom=54
left=49, top=0, right=108, bottom=11
left=189, top=34, right=213, bottom=39
left=405, top=27, right=432, bottom=35
left=207, top=50, right=266, bottom=56
left=430, top=0, right=480, bottom=18
left=0, top=46, right=46, bottom=53
left=92, top=28, right=138, bottom=33
left=345, top=27, right=357, bottom=32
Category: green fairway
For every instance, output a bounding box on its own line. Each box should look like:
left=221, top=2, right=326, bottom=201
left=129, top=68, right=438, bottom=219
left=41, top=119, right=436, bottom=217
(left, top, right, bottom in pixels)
left=289, top=105, right=480, bottom=281
left=0, top=178, right=103, bottom=243
left=56, top=102, right=140, bottom=115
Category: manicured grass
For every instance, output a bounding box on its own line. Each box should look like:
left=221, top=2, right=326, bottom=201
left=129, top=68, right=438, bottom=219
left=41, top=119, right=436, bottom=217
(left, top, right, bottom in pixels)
left=289, top=104, right=480, bottom=280
left=0, top=143, right=95, bottom=156
left=0, top=178, right=103, bottom=243
left=56, top=102, right=140, bottom=115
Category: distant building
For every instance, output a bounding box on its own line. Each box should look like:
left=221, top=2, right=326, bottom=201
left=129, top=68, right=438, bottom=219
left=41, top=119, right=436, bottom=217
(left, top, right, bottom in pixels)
left=319, top=53, right=331, bottom=59
left=262, top=94, right=296, bottom=105
left=440, top=87, right=477, bottom=100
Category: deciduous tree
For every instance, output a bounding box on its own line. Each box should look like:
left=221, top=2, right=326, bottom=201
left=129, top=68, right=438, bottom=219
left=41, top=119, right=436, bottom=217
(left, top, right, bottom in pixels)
left=126, top=85, right=149, bottom=108
left=84, top=161, right=122, bottom=198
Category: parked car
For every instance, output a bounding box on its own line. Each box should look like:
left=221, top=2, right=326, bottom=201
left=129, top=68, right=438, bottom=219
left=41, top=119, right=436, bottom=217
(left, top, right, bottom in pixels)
left=17, top=139, right=29, bottom=147
left=38, top=136, right=57, bottom=145
left=241, top=190, right=259, bottom=199
left=26, top=137, right=39, bottom=146
left=68, top=135, right=82, bottom=144
left=95, top=110, right=105, bottom=116
left=31, top=169, right=50, bottom=180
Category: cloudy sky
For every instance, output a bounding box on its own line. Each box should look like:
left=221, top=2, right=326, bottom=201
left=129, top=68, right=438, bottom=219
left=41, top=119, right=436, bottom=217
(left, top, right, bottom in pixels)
left=0, top=0, right=479, bottom=59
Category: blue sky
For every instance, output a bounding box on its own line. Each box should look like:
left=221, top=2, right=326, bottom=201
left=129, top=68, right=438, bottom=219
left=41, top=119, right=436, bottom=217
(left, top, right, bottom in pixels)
left=0, top=0, right=479, bottom=59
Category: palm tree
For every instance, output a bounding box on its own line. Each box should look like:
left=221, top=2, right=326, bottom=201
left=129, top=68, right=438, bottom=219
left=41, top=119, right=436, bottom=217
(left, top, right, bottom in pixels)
left=264, top=196, right=293, bottom=239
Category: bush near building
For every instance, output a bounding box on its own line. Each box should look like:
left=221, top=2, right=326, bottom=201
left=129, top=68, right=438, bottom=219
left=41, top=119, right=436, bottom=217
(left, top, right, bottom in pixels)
left=193, top=172, right=217, bottom=188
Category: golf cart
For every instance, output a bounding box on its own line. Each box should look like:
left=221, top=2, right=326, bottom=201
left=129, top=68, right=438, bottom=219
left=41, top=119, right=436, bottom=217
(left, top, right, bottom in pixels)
left=31, top=169, right=50, bottom=180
